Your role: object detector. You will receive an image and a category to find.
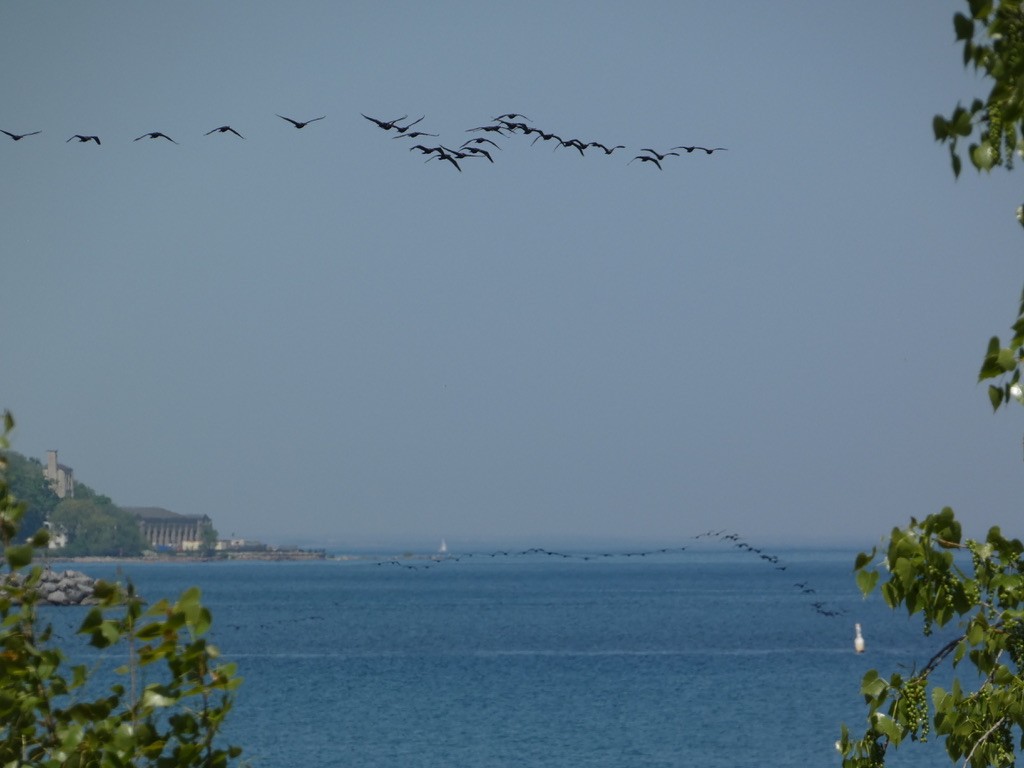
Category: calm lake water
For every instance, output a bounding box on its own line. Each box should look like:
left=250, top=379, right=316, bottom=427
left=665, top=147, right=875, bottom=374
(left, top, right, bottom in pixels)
left=40, top=547, right=959, bottom=768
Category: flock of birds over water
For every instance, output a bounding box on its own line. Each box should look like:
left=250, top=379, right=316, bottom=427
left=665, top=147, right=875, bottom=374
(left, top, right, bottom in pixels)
left=373, top=528, right=845, bottom=619
left=1, top=111, right=727, bottom=172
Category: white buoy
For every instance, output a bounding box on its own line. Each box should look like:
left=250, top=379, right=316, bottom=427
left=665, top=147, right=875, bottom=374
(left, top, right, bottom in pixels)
left=854, top=623, right=865, bottom=653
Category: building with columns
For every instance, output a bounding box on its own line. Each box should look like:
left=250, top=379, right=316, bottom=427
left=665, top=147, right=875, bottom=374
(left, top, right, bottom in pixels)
left=125, top=507, right=212, bottom=551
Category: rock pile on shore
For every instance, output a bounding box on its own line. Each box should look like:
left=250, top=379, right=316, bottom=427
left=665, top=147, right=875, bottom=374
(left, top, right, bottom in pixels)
left=3, top=568, right=98, bottom=606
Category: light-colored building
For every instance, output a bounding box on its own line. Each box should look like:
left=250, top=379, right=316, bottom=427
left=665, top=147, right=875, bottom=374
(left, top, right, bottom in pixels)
left=43, top=521, right=68, bottom=549
left=126, top=506, right=212, bottom=551
left=43, top=450, right=74, bottom=499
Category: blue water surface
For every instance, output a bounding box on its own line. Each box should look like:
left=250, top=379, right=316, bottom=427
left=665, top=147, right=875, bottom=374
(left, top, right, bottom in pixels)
left=40, top=548, right=960, bottom=768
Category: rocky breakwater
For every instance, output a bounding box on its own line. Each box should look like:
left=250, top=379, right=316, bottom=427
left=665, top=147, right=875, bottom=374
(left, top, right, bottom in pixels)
left=3, top=568, right=98, bottom=606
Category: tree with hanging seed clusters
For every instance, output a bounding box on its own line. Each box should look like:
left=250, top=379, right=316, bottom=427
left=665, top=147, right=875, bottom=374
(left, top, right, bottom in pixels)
left=839, top=4, right=1024, bottom=766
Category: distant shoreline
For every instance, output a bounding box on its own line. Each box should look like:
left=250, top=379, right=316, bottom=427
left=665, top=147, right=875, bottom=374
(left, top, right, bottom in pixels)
left=39, top=550, right=331, bottom=564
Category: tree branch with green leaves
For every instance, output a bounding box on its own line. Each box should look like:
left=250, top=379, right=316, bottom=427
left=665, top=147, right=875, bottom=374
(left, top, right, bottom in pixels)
left=838, top=509, right=1024, bottom=768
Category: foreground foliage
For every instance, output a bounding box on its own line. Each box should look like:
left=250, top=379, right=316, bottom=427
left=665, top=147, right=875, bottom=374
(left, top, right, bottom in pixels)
left=934, top=0, right=1024, bottom=410
left=933, top=0, right=1024, bottom=179
left=0, top=410, right=244, bottom=767
left=844, top=10, right=1024, bottom=763
left=837, top=510, right=1024, bottom=768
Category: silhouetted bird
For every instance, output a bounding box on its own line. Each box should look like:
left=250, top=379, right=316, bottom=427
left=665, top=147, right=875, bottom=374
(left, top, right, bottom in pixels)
left=409, top=144, right=445, bottom=156
left=461, top=137, right=502, bottom=150
left=671, top=145, right=727, bottom=154
left=587, top=142, right=625, bottom=155
left=460, top=146, right=494, bottom=162
left=66, top=135, right=100, bottom=145
left=497, top=120, right=531, bottom=134
left=2, top=129, right=41, bottom=141
left=362, top=113, right=407, bottom=130
left=393, top=130, right=438, bottom=139
left=133, top=131, right=178, bottom=144
left=364, top=113, right=424, bottom=132
left=417, top=146, right=467, bottom=170
left=492, top=113, right=531, bottom=122
left=628, top=155, right=664, bottom=169
left=392, top=116, right=425, bottom=133
left=466, top=124, right=508, bottom=135
left=277, top=114, right=325, bottom=129
left=556, top=138, right=587, bottom=156
left=530, top=131, right=563, bottom=146
left=640, top=148, right=679, bottom=161
left=205, top=125, right=244, bottom=138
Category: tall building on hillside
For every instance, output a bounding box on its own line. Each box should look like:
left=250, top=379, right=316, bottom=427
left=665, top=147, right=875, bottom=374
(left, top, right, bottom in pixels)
left=126, top=507, right=213, bottom=551
left=44, top=450, right=75, bottom=499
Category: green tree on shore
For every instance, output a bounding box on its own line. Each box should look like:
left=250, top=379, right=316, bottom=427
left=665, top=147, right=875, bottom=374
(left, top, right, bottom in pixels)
left=50, top=496, right=149, bottom=556
left=839, top=4, right=1024, bottom=766
left=0, top=450, right=58, bottom=536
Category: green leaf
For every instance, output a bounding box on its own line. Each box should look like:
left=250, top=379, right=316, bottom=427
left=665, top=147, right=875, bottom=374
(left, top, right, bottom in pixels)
left=954, top=12, right=974, bottom=41
left=988, top=384, right=1004, bottom=411
left=856, top=568, right=879, bottom=596
left=78, top=607, right=103, bottom=632
left=178, top=586, right=202, bottom=610
left=953, top=108, right=973, bottom=136
left=854, top=548, right=876, bottom=570
left=134, top=622, right=166, bottom=641
left=933, top=507, right=961, bottom=544
left=5, top=544, right=33, bottom=569
left=91, top=579, right=117, bottom=600
left=996, top=347, right=1016, bottom=371
left=967, top=0, right=990, bottom=18
left=90, top=620, right=122, bottom=648
left=870, top=712, right=902, bottom=742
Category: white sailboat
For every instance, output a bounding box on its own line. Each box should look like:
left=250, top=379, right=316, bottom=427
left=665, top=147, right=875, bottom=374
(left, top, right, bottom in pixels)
left=438, top=538, right=448, bottom=555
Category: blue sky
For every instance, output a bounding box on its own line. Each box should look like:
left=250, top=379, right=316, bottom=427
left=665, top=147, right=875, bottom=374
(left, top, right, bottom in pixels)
left=2, top=2, right=1022, bottom=550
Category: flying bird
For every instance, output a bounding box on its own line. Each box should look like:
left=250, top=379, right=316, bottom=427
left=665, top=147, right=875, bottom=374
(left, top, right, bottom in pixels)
left=497, top=120, right=531, bottom=134
left=640, top=148, right=679, bottom=161
left=66, top=134, right=100, bottom=145
left=628, top=155, right=664, bottom=169
left=205, top=125, right=245, bottom=138
left=466, top=124, right=509, bottom=135
left=426, top=150, right=462, bottom=172
left=530, top=131, right=563, bottom=146
left=362, top=113, right=416, bottom=131
left=276, top=114, right=325, bottom=129
left=556, top=138, right=587, bottom=156
left=461, top=137, right=502, bottom=149
left=392, top=130, right=439, bottom=139
left=408, top=144, right=445, bottom=156
left=459, top=146, right=494, bottom=162
left=1, top=129, right=41, bottom=141
left=671, top=145, right=727, bottom=154
left=134, top=131, right=178, bottom=143
left=392, top=116, right=426, bottom=133
left=587, top=142, right=625, bottom=155
left=492, top=113, right=531, bottom=122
